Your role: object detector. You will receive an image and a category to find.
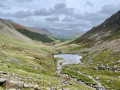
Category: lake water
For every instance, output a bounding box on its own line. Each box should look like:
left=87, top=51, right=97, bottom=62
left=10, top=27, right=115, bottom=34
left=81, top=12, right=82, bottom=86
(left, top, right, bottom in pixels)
left=54, top=54, right=82, bottom=74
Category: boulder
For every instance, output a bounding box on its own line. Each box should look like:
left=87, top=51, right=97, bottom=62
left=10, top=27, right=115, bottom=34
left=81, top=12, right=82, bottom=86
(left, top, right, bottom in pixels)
left=112, top=65, right=119, bottom=71
left=96, top=77, right=99, bottom=80
left=5, top=80, right=24, bottom=89
left=93, top=67, right=98, bottom=70
left=105, top=64, right=110, bottom=70
left=117, top=60, right=120, bottom=64
left=98, top=65, right=106, bottom=70
left=0, top=71, right=7, bottom=74
left=0, top=78, right=7, bottom=85
left=24, top=83, right=31, bottom=88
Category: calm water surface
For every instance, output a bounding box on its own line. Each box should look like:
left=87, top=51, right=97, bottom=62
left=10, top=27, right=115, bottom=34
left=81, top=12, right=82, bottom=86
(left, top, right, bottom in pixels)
left=54, top=54, right=82, bottom=73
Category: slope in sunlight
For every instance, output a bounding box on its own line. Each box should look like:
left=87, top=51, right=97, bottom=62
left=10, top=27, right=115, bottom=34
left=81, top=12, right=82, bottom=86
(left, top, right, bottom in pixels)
left=6, top=20, right=54, bottom=43
left=0, top=18, right=33, bottom=43
left=28, top=27, right=55, bottom=36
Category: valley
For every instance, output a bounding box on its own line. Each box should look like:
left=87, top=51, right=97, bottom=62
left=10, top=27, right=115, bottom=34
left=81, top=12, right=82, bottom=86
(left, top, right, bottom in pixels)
left=0, top=2, right=120, bottom=90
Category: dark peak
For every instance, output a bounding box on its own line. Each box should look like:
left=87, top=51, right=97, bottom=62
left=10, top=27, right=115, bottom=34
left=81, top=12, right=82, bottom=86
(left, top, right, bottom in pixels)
left=103, top=10, right=120, bottom=27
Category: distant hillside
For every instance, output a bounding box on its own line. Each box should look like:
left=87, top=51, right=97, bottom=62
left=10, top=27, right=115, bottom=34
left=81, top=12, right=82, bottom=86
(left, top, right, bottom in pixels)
left=47, top=28, right=84, bottom=36
left=7, top=20, right=54, bottom=43
left=28, top=27, right=55, bottom=36
left=73, top=10, right=120, bottom=45
left=0, top=18, right=33, bottom=43
left=72, top=32, right=85, bottom=36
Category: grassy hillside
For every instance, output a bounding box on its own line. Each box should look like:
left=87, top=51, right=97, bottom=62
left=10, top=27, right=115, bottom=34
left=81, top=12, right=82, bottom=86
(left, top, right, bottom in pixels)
left=9, top=22, right=54, bottom=43
left=16, top=29, right=54, bottom=43
left=0, top=19, right=33, bottom=43
left=73, top=11, right=120, bottom=45
left=56, top=10, right=120, bottom=90
left=0, top=33, right=94, bottom=89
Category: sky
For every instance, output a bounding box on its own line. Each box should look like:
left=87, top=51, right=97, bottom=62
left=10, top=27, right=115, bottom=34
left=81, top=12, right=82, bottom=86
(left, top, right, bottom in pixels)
left=0, top=0, right=120, bottom=32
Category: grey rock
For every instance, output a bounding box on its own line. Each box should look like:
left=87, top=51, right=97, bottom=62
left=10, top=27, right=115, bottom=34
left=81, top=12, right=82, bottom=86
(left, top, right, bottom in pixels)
left=5, top=80, right=24, bottom=89
left=0, top=61, right=2, bottom=63
left=112, top=65, right=119, bottom=71
left=93, top=67, right=98, bottom=70
left=0, top=78, right=7, bottom=84
left=7, top=57, right=20, bottom=64
left=105, top=64, right=110, bottom=70
left=29, top=65, right=34, bottom=68
left=23, top=83, right=31, bottom=88
left=96, top=77, right=99, bottom=80
left=98, top=65, right=106, bottom=70
left=0, top=71, right=7, bottom=74
left=117, top=60, right=120, bottom=64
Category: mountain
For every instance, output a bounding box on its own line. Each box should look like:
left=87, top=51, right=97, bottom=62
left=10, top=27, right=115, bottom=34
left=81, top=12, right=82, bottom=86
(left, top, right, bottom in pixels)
left=0, top=18, right=33, bottom=43
left=46, top=28, right=84, bottom=36
left=28, top=27, right=55, bottom=36
left=58, top=10, right=120, bottom=90
left=73, top=10, right=120, bottom=45
left=72, top=32, right=85, bottom=36
left=6, top=20, right=54, bottom=43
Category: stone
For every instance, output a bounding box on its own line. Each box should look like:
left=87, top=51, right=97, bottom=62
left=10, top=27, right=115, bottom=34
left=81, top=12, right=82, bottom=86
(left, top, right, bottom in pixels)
left=96, top=77, right=99, bottom=80
left=98, top=65, right=106, bottom=70
left=0, top=71, right=7, bottom=74
left=117, top=60, right=120, bottom=64
left=7, top=57, right=20, bottom=64
left=112, top=65, right=119, bottom=71
left=0, top=61, right=2, bottom=63
left=0, top=78, right=7, bottom=84
left=29, top=65, right=34, bottom=68
left=93, top=67, right=98, bottom=70
left=23, top=83, right=31, bottom=88
left=105, top=64, right=110, bottom=70
left=62, top=88, right=71, bottom=90
left=5, top=81, right=24, bottom=89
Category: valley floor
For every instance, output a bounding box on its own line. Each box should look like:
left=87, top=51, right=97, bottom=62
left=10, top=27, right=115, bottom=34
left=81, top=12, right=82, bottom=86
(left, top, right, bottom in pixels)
left=0, top=34, right=93, bottom=90
left=56, top=42, right=120, bottom=90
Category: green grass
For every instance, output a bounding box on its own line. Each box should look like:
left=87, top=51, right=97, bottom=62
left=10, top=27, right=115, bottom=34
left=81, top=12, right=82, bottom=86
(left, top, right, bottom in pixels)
left=0, top=34, right=93, bottom=89
left=57, top=42, right=120, bottom=90
left=16, top=29, right=54, bottom=43
left=61, top=67, right=97, bottom=85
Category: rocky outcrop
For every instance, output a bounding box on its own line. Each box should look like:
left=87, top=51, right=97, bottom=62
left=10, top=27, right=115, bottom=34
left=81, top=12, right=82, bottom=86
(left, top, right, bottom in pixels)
left=0, top=76, right=40, bottom=90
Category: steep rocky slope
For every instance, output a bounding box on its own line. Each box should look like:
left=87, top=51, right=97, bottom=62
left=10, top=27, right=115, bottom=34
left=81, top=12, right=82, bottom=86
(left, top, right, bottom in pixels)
left=57, top=10, right=120, bottom=90
left=0, top=18, right=33, bottom=43
left=73, top=10, right=120, bottom=45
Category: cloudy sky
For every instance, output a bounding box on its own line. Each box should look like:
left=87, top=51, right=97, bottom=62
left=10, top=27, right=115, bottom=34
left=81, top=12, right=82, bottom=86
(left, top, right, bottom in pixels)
left=0, top=0, right=120, bottom=32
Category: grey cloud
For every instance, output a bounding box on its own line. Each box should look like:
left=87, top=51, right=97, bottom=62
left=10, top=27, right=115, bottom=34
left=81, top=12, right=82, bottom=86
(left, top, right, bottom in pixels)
left=100, top=4, right=120, bottom=15
left=54, top=3, right=66, bottom=9
left=71, top=4, right=120, bottom=27
left=51, top=3, right=74, bottom=15
left=0, top=0, right=9, bottom=9
left=12, top=10, right=33, bottom=18
left=34, top=9, right=51, bottom=16
left=45, top=16, right=59, bottom=21
left=86, top=1, right=93, bottom=7
left=0, top=3, right=6, bottom=8
left=34, top=3, right=74, bottom=16
left=62, top=16, right=74, bottom=22
left=14, top=0, right=33, bottom=3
